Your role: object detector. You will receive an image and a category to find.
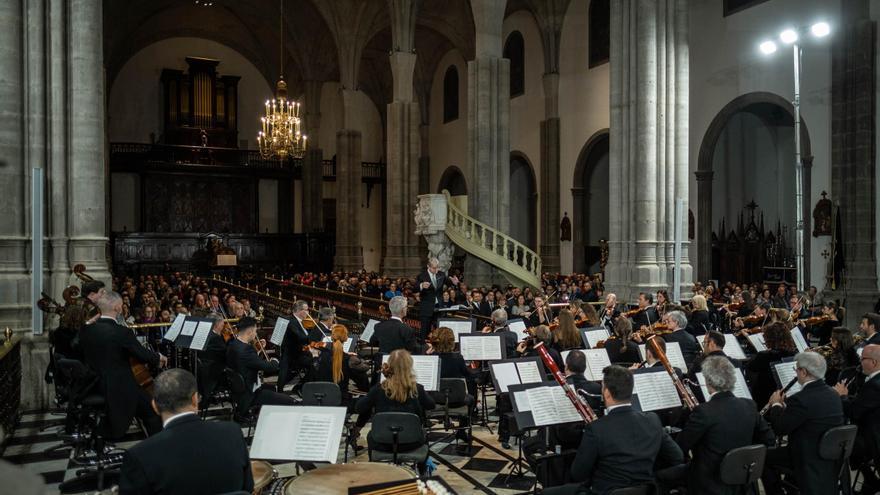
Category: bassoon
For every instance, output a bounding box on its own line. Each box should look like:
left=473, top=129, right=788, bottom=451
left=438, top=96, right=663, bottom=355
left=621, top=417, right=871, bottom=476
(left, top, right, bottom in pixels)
left=533, top=342, right=598, bottom=423
left=646, top=336, right=699, bottom=410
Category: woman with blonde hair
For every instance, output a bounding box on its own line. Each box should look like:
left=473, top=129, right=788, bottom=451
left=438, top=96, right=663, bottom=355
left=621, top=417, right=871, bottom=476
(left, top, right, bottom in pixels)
left=354, top=350, right=435, bottom=460
left=686, top=294, right=712, bottom=337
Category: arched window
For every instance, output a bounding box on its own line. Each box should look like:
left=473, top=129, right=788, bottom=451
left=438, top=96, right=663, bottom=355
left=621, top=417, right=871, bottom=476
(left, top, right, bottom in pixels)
left=443, top=66, right=459, bottom=123
left=504, top=31, right=525, bottom=98
left=589, top=0, right=610, bottom=68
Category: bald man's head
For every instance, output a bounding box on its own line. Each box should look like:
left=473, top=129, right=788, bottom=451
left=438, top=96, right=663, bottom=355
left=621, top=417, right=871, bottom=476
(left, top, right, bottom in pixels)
left=862, top=344, right=880, bottom=375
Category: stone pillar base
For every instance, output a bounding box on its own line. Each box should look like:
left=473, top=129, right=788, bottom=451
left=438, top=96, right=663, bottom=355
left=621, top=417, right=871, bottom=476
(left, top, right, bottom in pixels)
left=20, top=335, right=52, bottom=410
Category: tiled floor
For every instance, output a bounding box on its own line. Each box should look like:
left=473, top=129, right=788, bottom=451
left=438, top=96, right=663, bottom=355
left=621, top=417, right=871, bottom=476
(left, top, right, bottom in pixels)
left=2, top=394, right=537, bottom=495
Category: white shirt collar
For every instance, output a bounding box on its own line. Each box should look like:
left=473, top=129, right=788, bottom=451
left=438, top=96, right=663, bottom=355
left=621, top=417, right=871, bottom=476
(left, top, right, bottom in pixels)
left=99, top=315, right=117, bottom=321
left=391, top=316, right=403, bottom=322
left=163, top=411, right=197, bottom=428
left=605, top=403, right=631, bottom=414
left=867, top=369, right=880, bottom=382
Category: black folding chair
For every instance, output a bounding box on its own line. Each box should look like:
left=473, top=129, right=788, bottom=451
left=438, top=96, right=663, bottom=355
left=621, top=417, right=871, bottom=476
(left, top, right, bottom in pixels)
left=818, top=424, right=858, bottom=495
left=367, top=412, right=429, bottom=471
left=719, top=444, right=767, bottom=494
left=301, top=381, right=342, bottom=406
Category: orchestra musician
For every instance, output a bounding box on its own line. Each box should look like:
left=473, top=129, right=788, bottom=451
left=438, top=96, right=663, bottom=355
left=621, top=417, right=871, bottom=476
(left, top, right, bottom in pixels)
left=630, top=293, right=660, bottom=330
left=542, top=351, right=603, bottom=456
left=762, top=352, right=844, bottom=495
left=370, top=296, right=420, bottom=355
left=226, top=317, right=298, bottom=417
left=605, top=318, right=641, bottom=364
left=315, top=324, right=370, bottom=410
left=660, top=356, right=774, bottom=495
left=276, top=300, right=314, bottom=393
left=834, top=344, right=880, bottom=494
left=353, top=350, right=436, bottom=472
left=484, top=308, right=518, bottom=359
left=416, top=257, right=458, bottom=342
left=733, top=301, right=771, bottom=331
left=661, top=311, right=700, bottom=369
left=823, top=327, right=861, bottom=386
left=518, top=325, right=564, bottom=370
left=542, top=366, right=683, bottom=495
left=598, top=293, right=620, bottom=330
left=528, top=294, right=553, bottom=327
left=655, top=290, right=670, bottom=318
left=687, top=331, right=732, bottom=386
left=196, top=313, right=229, bottom=410
left=803, top=301, right=838, bottom=346
left=745, top=322, right=798, bottom=407
left=314, top=307, right=336, bottom=340
left=118, top=369, right=253, bottom=495
left=553, top=309, right=584, bottom=353
left=861, top=312, right=880, bottom=347
left=428, top=326, right=476, bottom=444
left=78, top=291, right=166, bottom=438
left=685, top=294, right=712, bottom=337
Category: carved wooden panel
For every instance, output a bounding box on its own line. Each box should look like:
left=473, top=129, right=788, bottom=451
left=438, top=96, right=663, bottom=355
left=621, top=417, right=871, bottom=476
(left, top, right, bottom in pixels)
left=143, top=174, right=256, bottom=233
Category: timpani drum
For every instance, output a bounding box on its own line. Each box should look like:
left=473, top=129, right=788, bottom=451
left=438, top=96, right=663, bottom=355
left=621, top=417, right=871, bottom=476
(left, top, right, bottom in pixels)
left=283, top=463, right=416, bottom=495
left=251, top=460, right=277, bottom=495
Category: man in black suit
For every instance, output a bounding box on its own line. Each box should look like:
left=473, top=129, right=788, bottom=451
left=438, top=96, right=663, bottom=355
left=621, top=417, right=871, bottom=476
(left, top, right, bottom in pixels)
left=860, top=313, right=880, bottom=347
left=196, top=313, right=228, bottom=410
left=835, top=343, right=880, bottom=493
left=483, top=308, right=518, bottom=359
left=763, top=351, right=844, bottom=495
left=660, top=356, right=774, bottom=495
left=314, top=307, right=335, bottom=340
left=661, top=310, right=699, bottom=370
left=686, top=330, right=733, bottom=385
left=630, top=293, right=660, bottom=330
left=118, top=369, right=253, bottom=495
left=468, top=290, right=491, bottom=318
left=78, top=291, right=166, bottom=438
left=416, top=258, right=458, bottom=342
left=277, top=300, right=313, bottom=392
left=544, top=365, right=683, bottom=495
left=226, top=317, right=298, bottom=416
left=370, top=296, right=420, bottom=355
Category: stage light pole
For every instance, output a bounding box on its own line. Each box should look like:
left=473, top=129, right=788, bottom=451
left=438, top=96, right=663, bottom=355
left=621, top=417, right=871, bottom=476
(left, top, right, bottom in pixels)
left=758, top=21, right=830, bottom=293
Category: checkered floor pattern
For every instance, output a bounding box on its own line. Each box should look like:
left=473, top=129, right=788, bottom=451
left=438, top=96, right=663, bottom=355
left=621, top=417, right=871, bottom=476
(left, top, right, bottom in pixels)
left=2, top=394, right=538, bottom=495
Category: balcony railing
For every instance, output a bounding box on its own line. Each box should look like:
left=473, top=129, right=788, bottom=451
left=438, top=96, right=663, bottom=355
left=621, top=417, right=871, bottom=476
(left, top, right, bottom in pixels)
left=109, top=142, right=383, bottom=180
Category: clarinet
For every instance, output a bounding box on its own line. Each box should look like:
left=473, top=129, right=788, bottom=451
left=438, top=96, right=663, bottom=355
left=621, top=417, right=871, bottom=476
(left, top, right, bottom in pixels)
left=533, top=342, right=598, bottom=423
left=646, top=336, right=699, bottom=410
left=759, top=377, right=798, bottom=415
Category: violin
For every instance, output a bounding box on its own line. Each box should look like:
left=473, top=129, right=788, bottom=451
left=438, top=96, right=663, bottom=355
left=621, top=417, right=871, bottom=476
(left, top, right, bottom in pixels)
left=622, top=306, right=647, bottom=318
left=633, top=322, right=673, bottom=340
left=797, top=314, right=833, bottom=327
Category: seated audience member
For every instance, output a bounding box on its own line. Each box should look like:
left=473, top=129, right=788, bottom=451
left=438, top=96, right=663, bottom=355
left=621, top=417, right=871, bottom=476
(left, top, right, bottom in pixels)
left=119, top=369, right=253, bottom=495
left=543, top=365, right=683, bottom=495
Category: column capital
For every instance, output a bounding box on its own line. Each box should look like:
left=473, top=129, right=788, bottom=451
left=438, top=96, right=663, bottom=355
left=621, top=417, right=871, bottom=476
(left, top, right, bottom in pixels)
left=471, top=0, right=506, bottom=58
left=389, top=51, right=417, bottom=102
left=694, top=169, right=714, bottom=182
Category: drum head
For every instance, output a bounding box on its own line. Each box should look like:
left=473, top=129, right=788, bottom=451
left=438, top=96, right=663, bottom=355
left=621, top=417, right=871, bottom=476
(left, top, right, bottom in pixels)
left=284, top=463, right=415, bottom=495
left=251, top=460, right=276, bottom=491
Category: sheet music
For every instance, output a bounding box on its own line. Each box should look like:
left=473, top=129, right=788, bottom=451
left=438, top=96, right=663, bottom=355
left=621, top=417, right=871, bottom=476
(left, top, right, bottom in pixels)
left=321, top=336, right=357, bottom=353
left=747, top=333, right=767, bottom=352
left=250, top=406, right=346, bottom=463
left=507, top=319, right=529, bottom=342
left=583, top=348, right=612, bottom=381
left=380, top=355, right=440, bottom=391
left=515, top=361, right=543, bottom=384
left=525, top=386, right=582, bottom=426
left=460, top=335, right=502, bottom=361
left=632, top=371, right=682, bottom=411
left=181, top=320, right=197, bottom=337
left=189, top=321, right=213, bottom=351
left=638, top=342, right=687, bottom=371
left=360, top=319, right=379, bottom=342
left=583, top=328, right=610, bottom=348
left=270, top=317, right=290, bottom=346
left=695, top=370, right=753, bottom=400
left=491, top=362, right=520, bottom=393
left=163, top=314, right=185, bottom=342
left=790, top=327, right=810, bottom=352
left=440, top=319, right=474, bottom=343
left=696, top=334, right=747, bottom=360
left=772, top=361, right=803, bottom=396
left=512, top=390, right=532, bottom=411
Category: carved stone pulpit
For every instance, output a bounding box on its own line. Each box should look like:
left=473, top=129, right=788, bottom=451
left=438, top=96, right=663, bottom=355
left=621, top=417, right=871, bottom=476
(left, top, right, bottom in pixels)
left=413, top=194, right=455, bottom=273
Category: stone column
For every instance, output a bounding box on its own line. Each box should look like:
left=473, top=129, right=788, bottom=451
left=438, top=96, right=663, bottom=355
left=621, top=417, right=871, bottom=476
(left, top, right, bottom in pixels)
left=802, top=155, right=812, bottom=287
left=606, top=0, right=693, bottom=301
left=830, top=0, right=877, bottom=325
left=68, top=0, right=110, bottom=283
left=48, top=0, right=71, bottom=310
left=334, top=87, right=364, bottom=270
left=694, top=170, right=713, bottom=281
left=383, top=1, right=423, bottom=276
left=418, top=123, right=431, bottom=195
left=0, top=0, right=28, bottom=331
left=540, top=72, right=561, bottom=273
left=302, top=80, right=324, bottom=233
left=466, top=0, right=510, bottom=285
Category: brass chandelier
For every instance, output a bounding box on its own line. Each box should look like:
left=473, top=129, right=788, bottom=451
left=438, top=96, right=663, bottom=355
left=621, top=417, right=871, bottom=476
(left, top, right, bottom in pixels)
left=257, top=0, right=307, bottom=159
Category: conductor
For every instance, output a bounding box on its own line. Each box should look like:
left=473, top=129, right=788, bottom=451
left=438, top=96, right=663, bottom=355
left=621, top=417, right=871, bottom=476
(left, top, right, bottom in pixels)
left=416, top=258, right=458, bottom=342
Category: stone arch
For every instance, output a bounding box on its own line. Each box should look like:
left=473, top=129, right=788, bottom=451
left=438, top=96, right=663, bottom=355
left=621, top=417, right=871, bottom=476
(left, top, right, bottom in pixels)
left=438, top=166, right=468, bottom=196
left=510, top=151, right=538, bottom=249
left=572, top=129, right=610, bottom=273
left=695, top=91, right=813, bottom=283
